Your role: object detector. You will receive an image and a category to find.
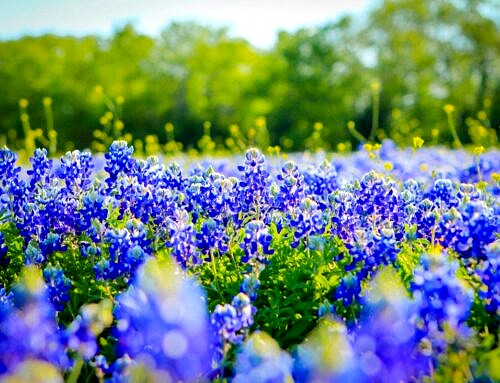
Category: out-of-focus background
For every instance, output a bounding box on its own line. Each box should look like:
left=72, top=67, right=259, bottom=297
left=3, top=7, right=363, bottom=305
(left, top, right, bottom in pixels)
left=0, top=0, right=499, bottom=152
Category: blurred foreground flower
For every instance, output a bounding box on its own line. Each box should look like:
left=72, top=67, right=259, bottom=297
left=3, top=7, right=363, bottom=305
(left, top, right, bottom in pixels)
left=113, top=258, right=212, bottom=382
left=0, top=267, right=69, bottom=375
left=233, top=331, right=293, bottom=383
left=0, top=360, right=63, bottom=383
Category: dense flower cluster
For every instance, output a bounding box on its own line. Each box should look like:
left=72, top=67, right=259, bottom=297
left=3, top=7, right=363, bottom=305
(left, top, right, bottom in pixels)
left=0, top=140, right=498, bottom=381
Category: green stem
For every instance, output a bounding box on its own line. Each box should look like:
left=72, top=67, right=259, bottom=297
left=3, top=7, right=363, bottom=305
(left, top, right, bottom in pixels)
left=370, top=87, right=380, bottom=142
left=446, top=112, right=462, bottom=148
left=43, top=99, right=57, bottom=155
left=347, top=122, right=366, bottom=144
left=67, top=357, right=84, bottom=383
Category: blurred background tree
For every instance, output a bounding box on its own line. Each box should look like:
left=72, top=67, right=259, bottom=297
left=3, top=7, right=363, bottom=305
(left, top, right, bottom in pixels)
left=0, top=0, right=498, bottom=152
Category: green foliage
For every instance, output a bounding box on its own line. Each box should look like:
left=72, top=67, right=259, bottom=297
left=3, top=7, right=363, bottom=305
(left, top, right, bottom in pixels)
left=0, top=222, right=25, bottom=289
left=194, top=251, right=248, bottom=312
left=254, top=230, right=344, bottom=349
left=396, top=236, right=428, bottom=287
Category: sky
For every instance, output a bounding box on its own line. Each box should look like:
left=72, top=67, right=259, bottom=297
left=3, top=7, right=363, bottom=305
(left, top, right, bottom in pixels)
left=0, top=0, right=370, bottom=48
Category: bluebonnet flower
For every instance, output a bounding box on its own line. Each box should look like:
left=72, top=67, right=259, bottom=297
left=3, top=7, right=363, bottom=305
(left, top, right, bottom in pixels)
left=237, top=148, right=271, bottom=217
left=94, top=222, right=150, bottom=281
left=91, top=354, right=136, bottom=383
left=460, top=152, right=500, bottom=183
left=0, top=232, right=9, bottom=266
left=211, top=304, right=240, bottom=353
left=427, top=178, right=460, bottom=208
left=355, top=227, right=399, bottom=272
left=334, top=273, right=362, bottom=309
left=330, top=189, right=357, bottom=241
left=57, top=150, right=94, bottom=193
left=402, top=179, right=423, bottom=202
left=297, top=271, right=431, bottom=383
left=334, top=228, right=400, bottom=312
left=185, top=168, right=236, bottom=221
left=196, top=218, right=229, bottom=258
left=240, top=220, right=273, bottom=263
left=290, top=198, right=326, bottom=248
left=210, top=176, right=240, bottom=221
left=240, top=274, right=260, bottom=302
left=14, top=177, right=76, bottom=252
left=40, top=232, right=67, bottom=259
left=231, top=293, right=255, bottom=329
left=104, top=141, right=136, bottom=189
left=0, top=286, right=13, bottom=307
left=25, top=241, right=45, bottom=265
left=43, top=265, right=71, bottom=312
left=353, top=171, right=402, bottom=235
left=303, top=160, right=338, bottom=204
left=167, top=209, right=201, bottom=267
left=104, top=355, right=136, bottom=383
left=411, top=252, right=474, bottom=363
left=162, top=162, right=186, bottom=192
left=434, top=194, right=497, bottom=259
left=437, top=206, right=463, bottom=249
left=352, top=270, right=429, bottom=382
left=0, top=147, right=21, bottom=184
left=0, top=138, right=498, bottom=382
left=272, top=161, right=305, bottom=213
left=113, top=258, right=212, bottom=382
left=134, top=155, right=165, bottom=188
left=414, top=198, right=440, bottom=240
left=27, top=148, right=53, bottom=189
left=0, top=147, right=23, bottom=223
left=91, top=354, right=110, bottom=376
left=79, top=190, right=109, bottom=235
left=233, top=332, right=294, bottom=383
left=212, top=293, right=255, bottom=345
left=0, top=267, right=69, bottom=374
left=456, top=200, right=496, bottom=259
left=80, top=241, right=101, bottom=258
left=456, top=183, right=483, bottom=202
left=211, top=293, right=256, bottom=365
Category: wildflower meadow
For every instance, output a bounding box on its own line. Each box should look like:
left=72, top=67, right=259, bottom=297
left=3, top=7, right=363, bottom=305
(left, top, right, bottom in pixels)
left=1, top=0, right=499, bottom=381
left=0, top=137, right=498, bottom=382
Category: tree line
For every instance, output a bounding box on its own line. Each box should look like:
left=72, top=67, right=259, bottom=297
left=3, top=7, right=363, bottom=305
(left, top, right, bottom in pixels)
left=0, top=0, right=498, bottom=152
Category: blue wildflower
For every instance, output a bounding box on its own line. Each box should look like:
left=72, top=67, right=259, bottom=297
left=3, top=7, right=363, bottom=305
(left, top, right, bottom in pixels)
left=411, top=252, right=474, bottom=363
left=104, top=141, right=136, bottom=189
left=196, top=218, right=229, bottom=258
left=0, top=267, right=69, bottom=374
left=0, top=232, right=9, bottom=266
left=240, top=220, right=273, bottom=263
left=43, top=265, right=71, bottom=312
left=27, top=148, right=53, bottom=189
left=113, top=258, right=212, bottom=382
left=237, top=148, right=271, bottom=217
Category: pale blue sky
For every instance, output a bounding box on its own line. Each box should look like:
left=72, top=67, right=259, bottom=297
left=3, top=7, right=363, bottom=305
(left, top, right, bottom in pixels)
left=0, top=0, right=370, bottom=48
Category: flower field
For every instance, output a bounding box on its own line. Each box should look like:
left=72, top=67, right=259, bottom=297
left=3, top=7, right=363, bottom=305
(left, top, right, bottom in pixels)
left=0, top=140, right=498, bottom=382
